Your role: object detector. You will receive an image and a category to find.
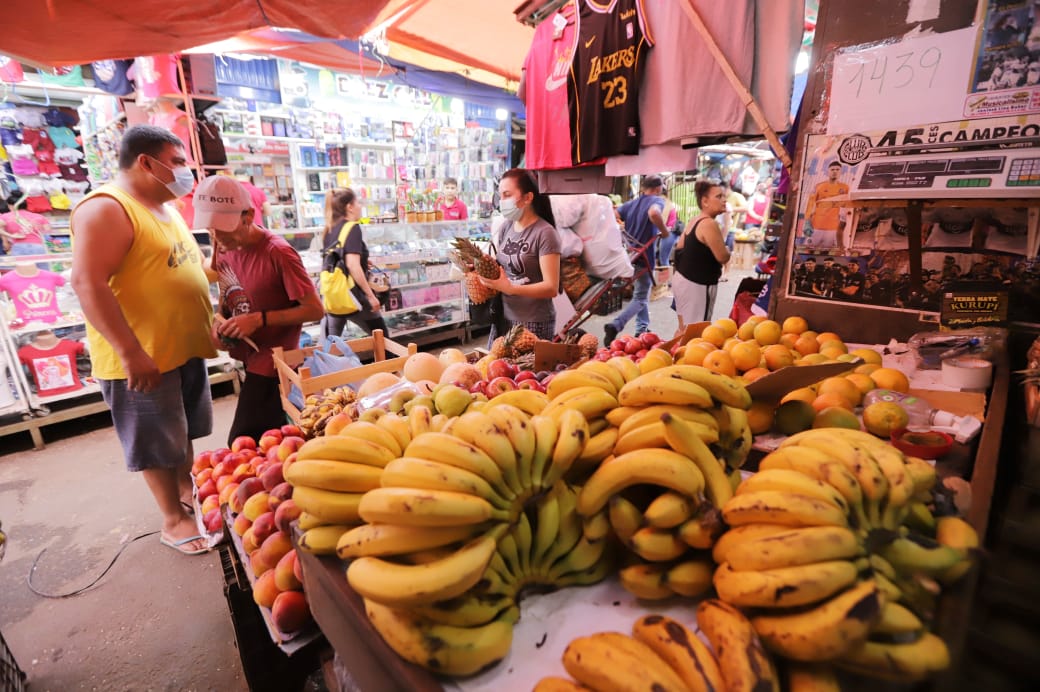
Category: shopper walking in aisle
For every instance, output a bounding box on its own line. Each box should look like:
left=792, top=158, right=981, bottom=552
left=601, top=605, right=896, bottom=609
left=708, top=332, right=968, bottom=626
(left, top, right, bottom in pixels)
left=70, top=125, right=215, bottom=556
left=321, top=188, right=387, bottom=340
left=657, top=186, right=680, bottom=268
left=479, top=168, right=561, bottom=341
left=604, top=175, right=669, bottom=345
left=194, top=175, right=323, bottom=444
left=671, top=180, right=730, bottom=329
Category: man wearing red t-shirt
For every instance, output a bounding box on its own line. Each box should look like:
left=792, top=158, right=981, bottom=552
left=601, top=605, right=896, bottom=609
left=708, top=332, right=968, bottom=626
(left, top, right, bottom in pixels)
left=193, top=176, right=323, bottom=443
left=436, top=178, right=468, bottom=220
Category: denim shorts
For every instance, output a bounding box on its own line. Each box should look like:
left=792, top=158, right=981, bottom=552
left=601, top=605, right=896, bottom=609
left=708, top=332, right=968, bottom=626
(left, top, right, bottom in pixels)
left=100, top=358, right=213, bottom=472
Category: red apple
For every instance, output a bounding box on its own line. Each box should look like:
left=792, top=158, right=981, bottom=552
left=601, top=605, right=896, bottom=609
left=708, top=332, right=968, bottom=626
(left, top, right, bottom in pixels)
left=252, top=511, right=278, bottom=544
left=280, top=424, right=303, bottom=437
left=594, top=351, right=611, bottom=362
left=487, top=358, right=516, bottom=381
left=203, top=508, right=223, bottom=533
left=268, top=481, right=293, bottom=511
left=258, top=429, right=283, bottom=452
left=635, top=349, right=648, bottom=360
left=514, top=370, right=537, bottom=383
left=261, top=462, right=285, bottom=491
left=274, top=499, right=302, bottom=534
left=516, top=379, right=545, bottom=393
left=624, top=339, right=642, bottom=355
left=277, top=436, right=306, bottom=462
left=609, top=339, right=625, bottom=352
left=611, top=350, right=626, bottom=358
left=469, top=380, right=487, bottom=395
left=670, top=343, right=682, bottom=356
left=231, top=436, right=257, bottom=453
left=197, top=478, right=217, bottom=501
left=486, top=376, right=517, bottom=397
left=639, top=332, right=661, bottom=347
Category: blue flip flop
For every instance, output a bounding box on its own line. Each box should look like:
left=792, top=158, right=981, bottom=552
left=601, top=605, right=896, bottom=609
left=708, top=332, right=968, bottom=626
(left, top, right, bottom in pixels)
left=160, top=533, right=210, bottom=556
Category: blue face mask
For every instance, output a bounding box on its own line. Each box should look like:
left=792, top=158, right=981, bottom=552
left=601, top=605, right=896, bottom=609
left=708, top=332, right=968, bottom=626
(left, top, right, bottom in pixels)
left=148, top=156, right=195, bottom=198
left=500, top=197, right=523, bottom=222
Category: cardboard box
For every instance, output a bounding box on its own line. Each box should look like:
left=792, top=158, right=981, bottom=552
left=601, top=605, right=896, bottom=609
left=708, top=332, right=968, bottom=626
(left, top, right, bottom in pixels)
left=534, top=340, right=583, bottom=371
left=745, top=360, right=861, bottom=403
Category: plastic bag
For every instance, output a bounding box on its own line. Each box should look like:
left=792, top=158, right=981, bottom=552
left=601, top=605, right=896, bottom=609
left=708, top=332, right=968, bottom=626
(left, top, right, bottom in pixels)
left=571, top=195, right=634, bottom=280
left=287, top=335, right=363, bottom=410
left=355, top=378, right=427, bottom=414
left=907, top=328, right=999, bottom=370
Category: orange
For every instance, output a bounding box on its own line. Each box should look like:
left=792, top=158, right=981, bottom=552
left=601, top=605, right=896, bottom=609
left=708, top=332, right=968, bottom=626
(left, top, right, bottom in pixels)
left=741, top=367, right=771, bottom=383
left=781, top=387, right=818, bottom=404
left=747, top=401, right=775, bottom=435
left=713, top=318, right=738, bottom=338
left=818, top=339, right=848, bottom=354
left=811, top=392, right=854, bottom=412
left=819, top=346, right=849, bottom=361
left=702, top=350, right=737, bottom=376
left=730, top=342, right=763, bottom=372
left=683, top=343, right=714, bottom=366
left=700, top=325, right=728, bottom=347
left=845, top=373, right=877, bottom=396
left=762, top=344, right=796, bottom=370
left=801, top=330, right=819, bottom=342
left=779, top=333, right=800, bottom=349
left=817, top=376, right=863, bottom=406
left=869, top=367, right=910, bottom=393
left=797, top=354, right=830, bottom=366
left=737, top=320, right=758, bottom=341
left=854, top=363, right=881, bottom=376
left=722, top=337, right=742, bottom=353
left=816, top=331, right=843, bottom=345
left=863, top=401, right=909, bottom=437
left=849, top=348, right=883, bottom=365
left=752, top=320, right=783, bottom=346
left=782, top=316, right=809, bottom=335
left=793, top=334, right=820, bottom=355
left=813, top=407, right=862, bottom=430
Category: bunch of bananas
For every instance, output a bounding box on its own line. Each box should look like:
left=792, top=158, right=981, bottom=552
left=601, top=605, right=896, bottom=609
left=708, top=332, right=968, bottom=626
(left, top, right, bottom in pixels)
left=335, top=402, right=618, bottom=675
left=711, top=427, right=976, bottom=682
left=297, top=386, right=358, bottom=438
left=572, top=362, right=752, bottom=599
left=536, top=604, right=802, bottom=692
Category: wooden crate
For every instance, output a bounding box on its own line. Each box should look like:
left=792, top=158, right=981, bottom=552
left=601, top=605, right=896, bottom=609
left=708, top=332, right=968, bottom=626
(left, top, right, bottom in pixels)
left=272, top=330, right=417, bottom=423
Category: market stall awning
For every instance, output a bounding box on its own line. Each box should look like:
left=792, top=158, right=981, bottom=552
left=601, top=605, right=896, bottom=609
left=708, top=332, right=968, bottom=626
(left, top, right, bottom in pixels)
left=0, top=0, right=395, bottom=66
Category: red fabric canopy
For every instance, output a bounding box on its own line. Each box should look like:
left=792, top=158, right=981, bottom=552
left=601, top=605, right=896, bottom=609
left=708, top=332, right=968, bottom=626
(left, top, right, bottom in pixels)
left=0, top=0, right=393, bottom=66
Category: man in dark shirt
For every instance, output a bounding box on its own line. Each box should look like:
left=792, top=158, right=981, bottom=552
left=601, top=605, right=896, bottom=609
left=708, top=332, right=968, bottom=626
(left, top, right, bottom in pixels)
left=837, top=261, right=866, bottom=302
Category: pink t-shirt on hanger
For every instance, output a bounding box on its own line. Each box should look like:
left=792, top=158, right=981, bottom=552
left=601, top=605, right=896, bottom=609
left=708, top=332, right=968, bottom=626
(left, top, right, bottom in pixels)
left=0, top=269, right=65, bottom=323
left=0, top=211, right=50, bottom=245
left=130, top=55, right=181, bottom=99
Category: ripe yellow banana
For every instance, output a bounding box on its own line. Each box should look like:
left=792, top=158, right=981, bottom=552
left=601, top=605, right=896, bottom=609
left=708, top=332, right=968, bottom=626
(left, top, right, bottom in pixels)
left=496, top=530, right=523, bottom=580
left=836, top=632, right=950, bottom=682
left=646, top=364, right=753, bottom=409
left=660, top=412, right=732, bottom=507
left=629, top=526, right=688, bottom=562
left=904, top=455, right=937, bottom=495
left=583, top=509, right=610, bottom=542
left=562, top=632, right=690, bottom=692
left=579, top=448, right=705, bottom=516
left=481, top=388, right=549, bottom=416
left=632, top=614, right=724, bottom=692
left=574, top=426, right=618, bottom=471
left=750, top=579, right=882, bottom=661
left=554, top=552, right=613, bottom=588
left=291, top=486, right=364, bottom=524
left=539, top=485, right=583, bottom=571
left=712, top=405, right=753, bottom=469
left=664, top=558, right=714, bottom=598
left=608, top=494, right=643, bottom=544
left=296, top=435, right=395, bottom=467
left=758, top=446, right=867, bottom=527
left=879, top=534, right=966, bottom=577
left=407, top=404, right=434, bottom=439
left=735, top=468, right=849, bottom=515
left=336, top=522, right=484, bottom=559
left=443, top=412, right=523, bottom=494
left=532, top=677, right=590, bottom=692
left=546, top=387, right=619, bottom=422
left=412, top=592, right=515, bottom=628
left=873, top=601, right=924, bottom=636
left=359, top=487, right=509, bottom=527
left=696, top=598, right=780, bottom=692
left=617, top=373, right=713, bottom=408
left=578, top=359, right=627, bottom=392
left=587, top=416, right=610, bottom=437
left=544, top=409, right=589, bottom=488
left=514, top=509, right=533, bottom=575
left=723, top=525, right=863, bottom=571
left=546, top=369, right=618, bottom=399
left=376, top=413, right=413, bottom=452
left=827, top=428, right=915, bottom=527
left=485, top=404, right=536, bottom=491
left=712, top=523, right=794, bottom=564
left=721, top=491, right=849, bottom=529
left=677, top=507, right=725, bottom=549
left=605, top=405, right=641, bottom=427
left=338, top=420, right=403, bottom=457
left=348, top=532, right=500, bottom=608
left=784, top=662, right=841, bottom=692
left=297, top=511, right=328, bottom=530
left=531, top=482, right=561, bottom=566
left=618, top=562, right=674, bottom=599
left=380, top=457, right=511, bottom=510
left=364, top=597, right=515, bottom=675
left=714, top=560, right=860, bottom=608
left=817, top=462, right=870, bottom=532
left=644, top=491, right=696, bottom=529
left=638, top=348, right=674, bottom=375
left=283, top=458, right=384, bottom=493
left=606, top=355, right=642, bottom=383
left=297, top=524, right=354, bottom=555
left=547, top=532, right=609, bottom=580
left=529, top=414, right=559, bottom=491
left=404, top=432, right=512, bottom=499
left=935, top=515, right=979, bottom=584
left=613, top=420, right=670, bottom=455
left=616, top=404, right=718, bottom=440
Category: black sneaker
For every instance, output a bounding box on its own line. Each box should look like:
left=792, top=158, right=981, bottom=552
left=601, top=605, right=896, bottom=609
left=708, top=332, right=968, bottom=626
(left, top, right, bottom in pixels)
left=603, top=323, right=618, bottom=347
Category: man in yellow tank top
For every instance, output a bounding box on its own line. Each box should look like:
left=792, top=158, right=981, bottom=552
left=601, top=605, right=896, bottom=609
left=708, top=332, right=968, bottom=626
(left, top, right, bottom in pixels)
left=71, top=125, right=216, bottom=556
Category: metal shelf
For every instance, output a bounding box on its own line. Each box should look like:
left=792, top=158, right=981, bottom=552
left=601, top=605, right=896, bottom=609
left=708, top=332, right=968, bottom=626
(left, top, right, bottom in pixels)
left=382, top=298, right=463, bottom=317
left=11, top=316, right=86, bottom=335
left=390, top=278, right=456, bottom=290
left=32, top=382, right=102, bottom=406
left=390, top=318, right=466, bottom=338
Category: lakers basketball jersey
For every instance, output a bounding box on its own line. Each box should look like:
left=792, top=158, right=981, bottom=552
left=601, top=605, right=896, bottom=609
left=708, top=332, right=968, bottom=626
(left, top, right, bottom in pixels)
left=568, top=0, right=653, bottom=165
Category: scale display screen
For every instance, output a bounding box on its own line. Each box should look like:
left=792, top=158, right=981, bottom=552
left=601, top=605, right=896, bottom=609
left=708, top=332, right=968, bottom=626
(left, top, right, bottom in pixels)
left=850, top=148, right=1040, bottom=198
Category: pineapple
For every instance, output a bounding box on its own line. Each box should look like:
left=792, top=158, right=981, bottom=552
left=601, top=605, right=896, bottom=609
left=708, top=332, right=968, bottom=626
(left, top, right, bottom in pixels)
left=463, top=272, right=494, bottom=305
left=489, top=336, right=508, bottom=360
left=451, top=237, right=500, bottom=305
left=578, top=333, right=599, bottom=359
left=510, top=325, right=539, bottom=355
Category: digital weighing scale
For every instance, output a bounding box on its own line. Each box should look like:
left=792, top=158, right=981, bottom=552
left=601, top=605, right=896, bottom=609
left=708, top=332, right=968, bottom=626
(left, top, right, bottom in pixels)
left=849, top=147, right=1040, bottom=199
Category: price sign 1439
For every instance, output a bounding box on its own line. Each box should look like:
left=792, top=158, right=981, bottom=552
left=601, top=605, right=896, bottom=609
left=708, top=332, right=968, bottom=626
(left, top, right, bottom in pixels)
left=847, top=46, right=942, bottom=98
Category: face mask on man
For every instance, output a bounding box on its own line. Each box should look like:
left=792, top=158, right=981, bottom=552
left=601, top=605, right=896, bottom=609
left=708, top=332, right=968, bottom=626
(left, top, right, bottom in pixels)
left=147, top=156, right=195, bottom=198
left=500, top=197, right=524, bottom=222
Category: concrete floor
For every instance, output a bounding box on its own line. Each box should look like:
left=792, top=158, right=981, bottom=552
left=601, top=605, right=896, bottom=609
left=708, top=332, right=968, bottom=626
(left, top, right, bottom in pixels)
left=0, top=271, right=753, bottom=690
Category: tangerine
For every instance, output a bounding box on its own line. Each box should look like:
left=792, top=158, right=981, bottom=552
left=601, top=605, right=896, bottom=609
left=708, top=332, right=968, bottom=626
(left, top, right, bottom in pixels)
left=682, top=343, right=714, bottom=366
left=741, top=367, right=771, bottom=383
left=869, top=367, right=910, bottom=393
left=782, top=316, right=809, bottom=335
left=844, top=373, right=877, bottom=396
left=753, top=320, right=783, bottom=346
left=817, top=376, right=863, bottom=406
left=747, top=401, right=775, bottom=434
left=779, top=333, right=800, bottom=349
left=763, top=344, right=796, bottom=370
left=730, top=342, right=763, bottom=371
left=793, top=334, right=821, bottom=355
left=781, top=387, right=818, bottom=404
left=849, top=348, right=883, bottom=365
left=863, top=401, right=909, bottom=437
left=700, top=325, right=728, bottom=347
left=811, top=392, right=855, bottom=412
left=702, top=350, right=737, bottom=376
left=713, top=318, right=738, bottom=338
left=816, top=331, right=843, bottom=345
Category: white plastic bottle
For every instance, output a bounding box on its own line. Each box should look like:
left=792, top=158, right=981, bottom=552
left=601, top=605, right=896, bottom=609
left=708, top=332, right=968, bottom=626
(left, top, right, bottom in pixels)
left=863, top=389, right=982, bottom=443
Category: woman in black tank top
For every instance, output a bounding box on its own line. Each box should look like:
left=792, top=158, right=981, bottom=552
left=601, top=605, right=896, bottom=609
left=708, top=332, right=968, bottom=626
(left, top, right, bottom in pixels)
left=671, top=181, right=731, bottom=329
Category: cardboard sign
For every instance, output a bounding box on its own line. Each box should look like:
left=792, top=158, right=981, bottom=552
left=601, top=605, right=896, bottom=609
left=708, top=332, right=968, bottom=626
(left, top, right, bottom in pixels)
left=534, top=341, right=583, bottom=371
left=940, top=290, right=1008, bottom=329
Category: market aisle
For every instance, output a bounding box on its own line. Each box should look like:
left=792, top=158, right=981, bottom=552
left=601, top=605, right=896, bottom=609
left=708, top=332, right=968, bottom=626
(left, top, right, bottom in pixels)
left=0, top=395, right=247, bottom=691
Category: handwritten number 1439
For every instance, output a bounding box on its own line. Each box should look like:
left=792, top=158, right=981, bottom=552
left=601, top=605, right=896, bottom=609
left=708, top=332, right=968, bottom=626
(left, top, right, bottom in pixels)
left=848, top=46, right=942, bottom=97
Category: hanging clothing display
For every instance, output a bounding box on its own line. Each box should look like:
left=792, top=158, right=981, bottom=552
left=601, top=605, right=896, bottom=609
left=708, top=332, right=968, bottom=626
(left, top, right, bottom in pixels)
left=91, top=59, right=135, bottom=96
left=18, top=338, right=86, bottom=396
left=522, top=1, right=580, bottom=171
left=567, top=0, right=653, bottom=165
left=0, top=268, right=65, bottom=323
left=129, top=55, right=181, bottom=99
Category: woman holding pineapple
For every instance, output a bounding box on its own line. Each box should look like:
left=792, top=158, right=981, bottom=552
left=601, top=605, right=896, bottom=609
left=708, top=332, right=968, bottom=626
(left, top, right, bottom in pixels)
left=480, top=169, right=562, bottom=341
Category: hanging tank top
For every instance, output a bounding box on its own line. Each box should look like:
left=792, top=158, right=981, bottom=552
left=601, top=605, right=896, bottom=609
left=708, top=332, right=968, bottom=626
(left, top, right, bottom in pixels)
left=676, top=218, right=722, bottom=285
left=71, top=184, right=215, bottom=379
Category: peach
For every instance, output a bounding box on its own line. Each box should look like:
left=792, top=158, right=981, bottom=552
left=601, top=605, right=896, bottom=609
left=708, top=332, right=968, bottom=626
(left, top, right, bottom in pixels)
left=215, top=474, right=236, bottom=493
left=211, top=460, right=233, bottom=479
left=203, top=507, right=223, bottom=533
left=243, top=492, right=271, bottom=522
left=231, top=463, right=256, bottom=483
left=231, top=435, right=258, bottom=453
left=241, top=527, right=260, bottom=554
left=259, top=531, right=293, bottom=568
left=194, top=468, right=213, bottom=488
left=268, top=482, right=293, bottom=512
left=250, top=550, right=273, bottom=578
left=218, top=481, right=240, bottom=506
left=277, top=437, right=306, bottom=462
left=200, top=494, right=220, bottom=517
left=323, top=412, right=353, bottom=437
left=281, top=424, right=303, bottom=437
left=232, top=514, right=252, bottom=537
left=233, top=477, right=264, bottom=511
left=210, top=448, right=231, bottom=465
left=258, top=429, right=283, bottom=452
left=197, top=479, right=218, bottom=502
left=271, top=590, right=311, bottom=633
left=293, top=550, right=304, bottom=583
left=261, top=462, right=285, bottom=491
left=274, top=499, right=302, bottom=535
left=252, top=511, right=278, bottom=544
left=274, top=550, right=302, bottom=592
left=253, top=570, right=281, bottom=609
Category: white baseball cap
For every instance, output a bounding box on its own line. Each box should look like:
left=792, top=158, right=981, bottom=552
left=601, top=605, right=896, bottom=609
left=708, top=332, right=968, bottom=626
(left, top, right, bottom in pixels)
left=193, top=176, right=250, bottom=232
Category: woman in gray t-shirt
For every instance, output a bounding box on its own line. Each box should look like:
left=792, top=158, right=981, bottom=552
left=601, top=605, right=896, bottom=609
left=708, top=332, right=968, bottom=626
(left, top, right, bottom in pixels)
left=480, top=169, right=561, bottom=341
